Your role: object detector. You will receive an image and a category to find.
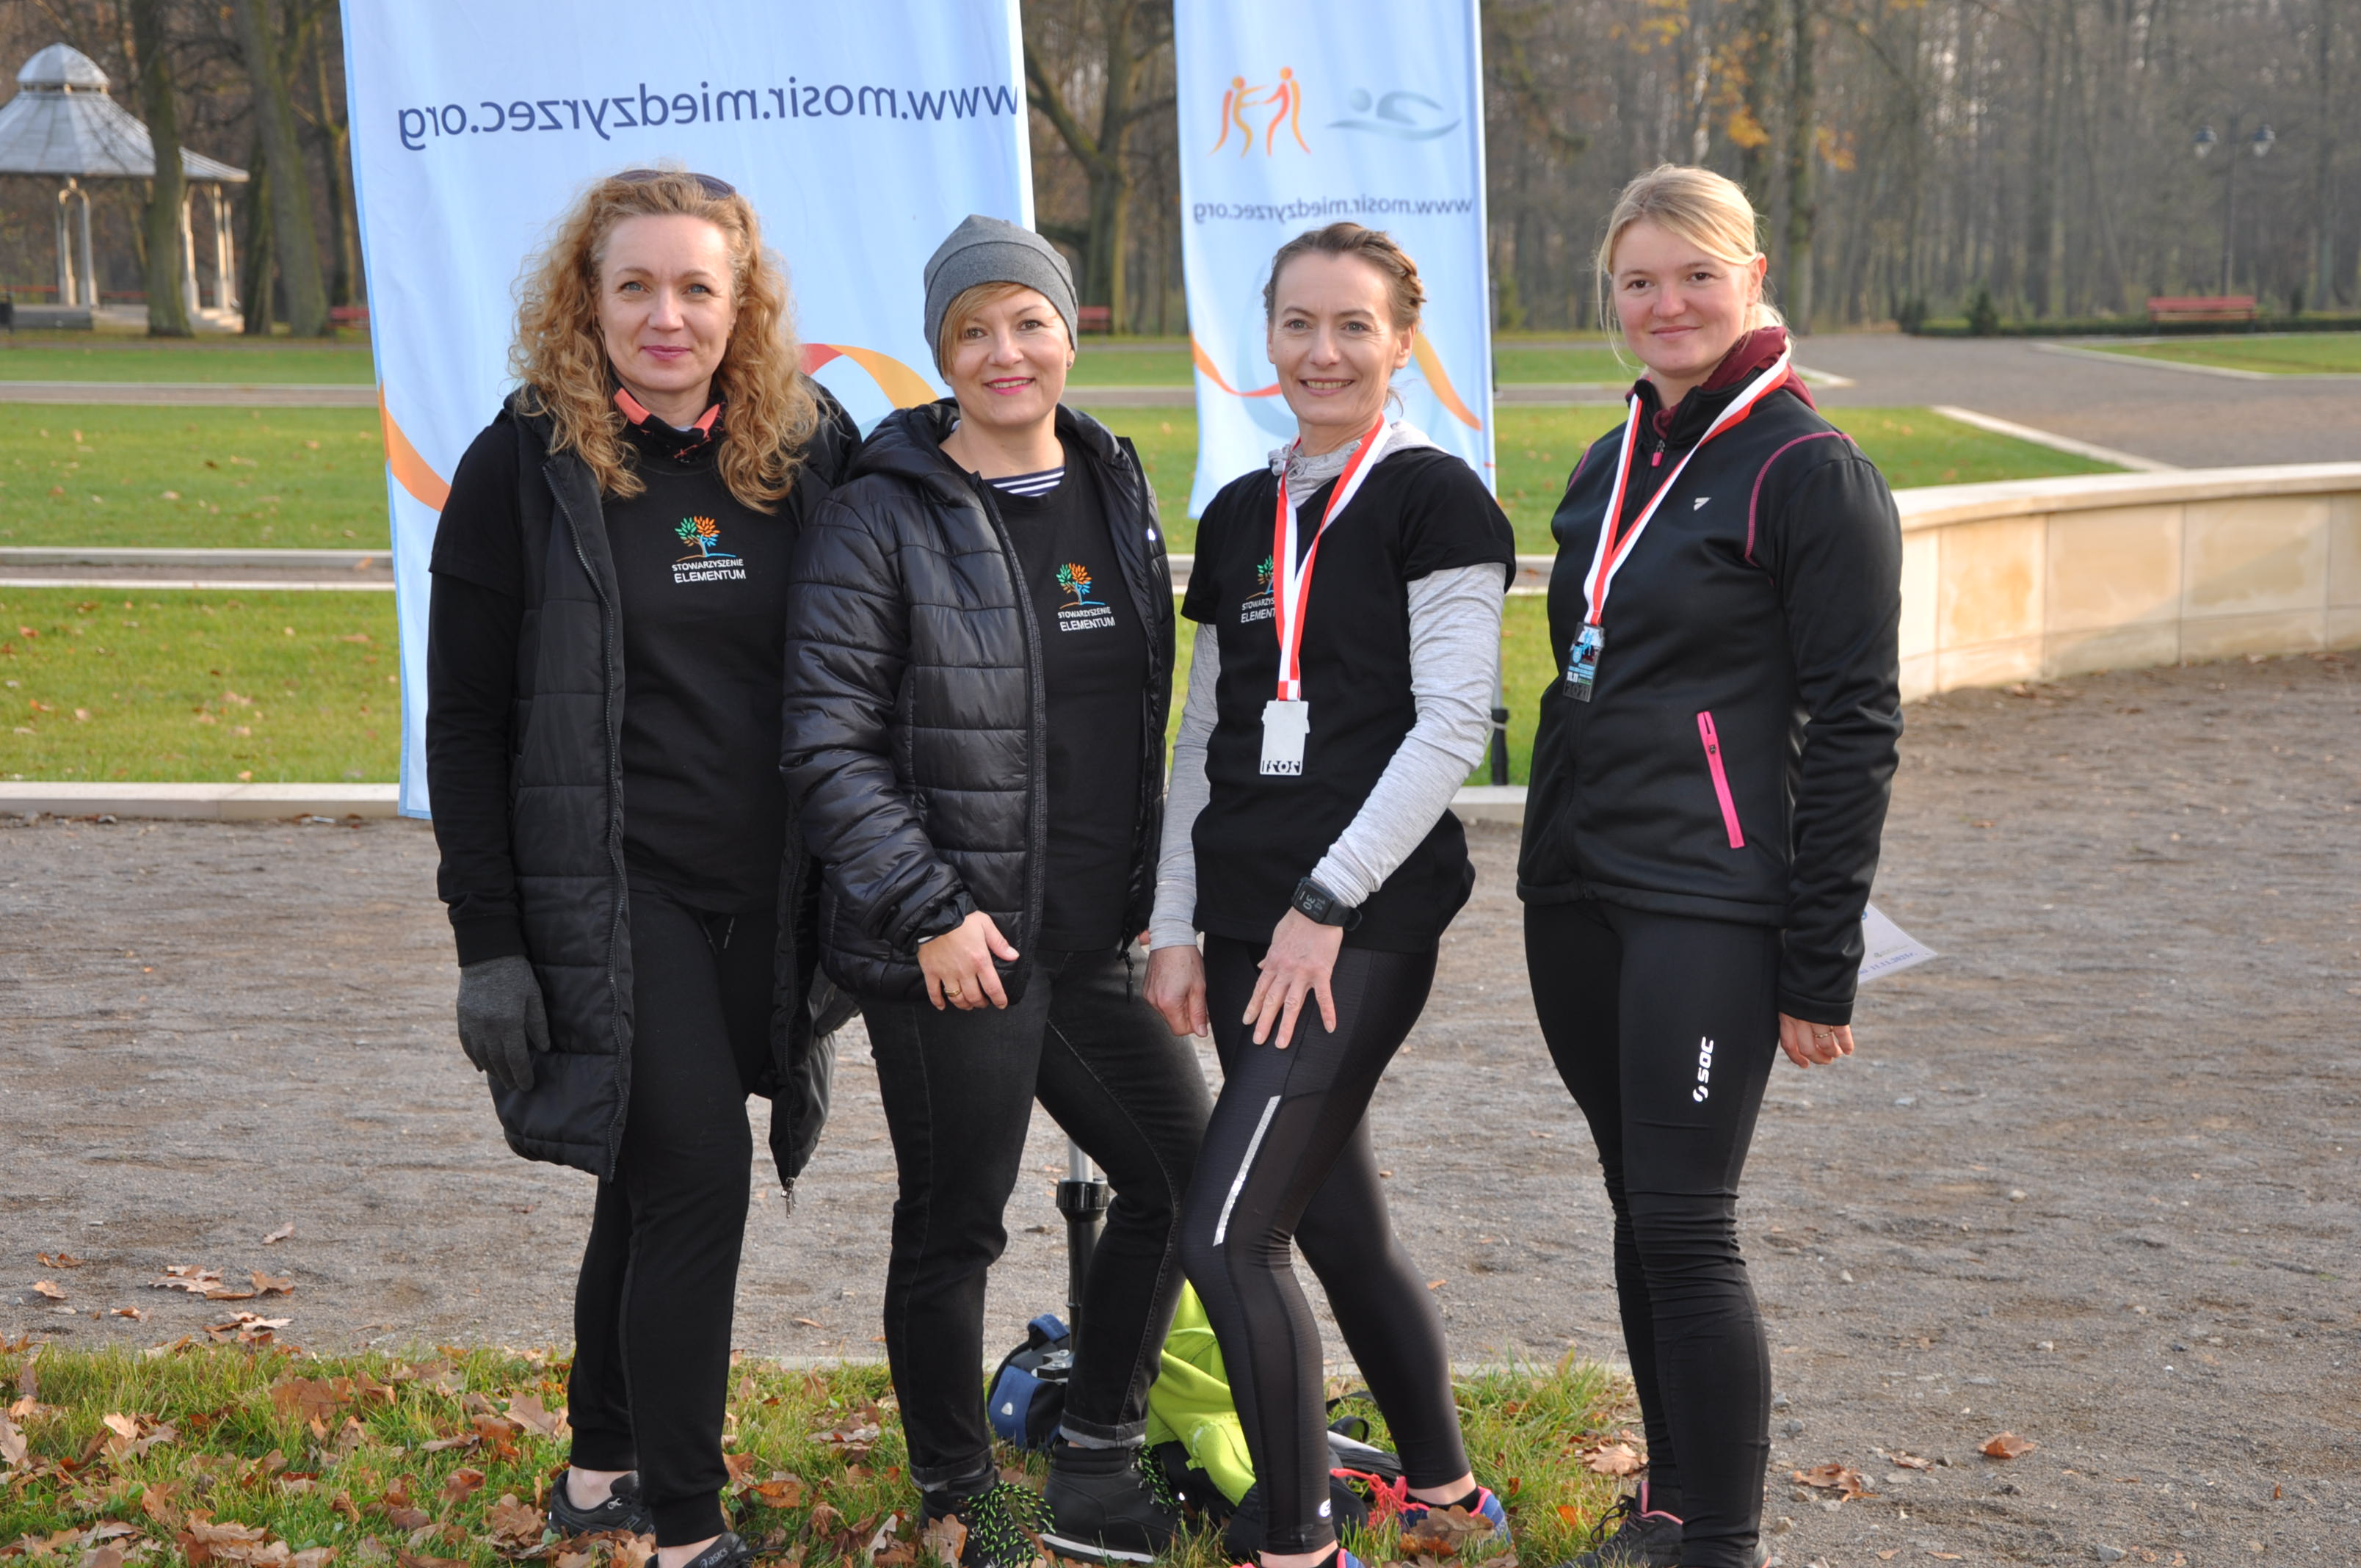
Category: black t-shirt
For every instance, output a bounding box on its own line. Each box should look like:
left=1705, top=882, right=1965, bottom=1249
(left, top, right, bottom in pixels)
left=432, top=424, right=792, bottom=912
left=991, top=443, right=1148, bottom=951
left=1180, top=447, right=1515, bottom=951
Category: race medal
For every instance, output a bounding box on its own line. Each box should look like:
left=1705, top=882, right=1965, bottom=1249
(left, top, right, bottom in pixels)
left=1259, top=697, right=1311, bottom=776
left=1564, top=623, right=1606, bottom=701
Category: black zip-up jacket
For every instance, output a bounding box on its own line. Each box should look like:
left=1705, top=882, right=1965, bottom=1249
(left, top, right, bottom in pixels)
left=1517, top=348, right=1903, bottom=1023
left=780, top=401, right=1175, bottom=1002
left=424, top=386, right=858, bottom=1184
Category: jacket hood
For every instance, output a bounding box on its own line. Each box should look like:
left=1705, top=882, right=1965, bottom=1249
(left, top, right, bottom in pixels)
left=849, top=399, right=1130, bottom=498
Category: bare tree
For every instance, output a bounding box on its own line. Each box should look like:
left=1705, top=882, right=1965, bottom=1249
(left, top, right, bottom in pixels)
left=128, top=0, right=189, bottom=335
left=1023, top=0, right=1172, bottom=327
left=231, top=0, right=327, bottom=335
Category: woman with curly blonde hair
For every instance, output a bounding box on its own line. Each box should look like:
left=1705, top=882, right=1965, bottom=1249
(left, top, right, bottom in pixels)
left=426, top=167, right=860, bottom=1568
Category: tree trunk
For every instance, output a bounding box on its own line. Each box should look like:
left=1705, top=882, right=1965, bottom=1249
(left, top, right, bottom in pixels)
left=2314, top=0, right=2336, bottom=306
left=302, top=1, right=359, bottom=309
left=1782, top=0, right=1818, bottom=330
left=1023, top=0, right=1171, bottom=332
left=233, top=0, right=329, bottom=335
left=130, top=0, right=191, bottom=336
left=239, top=132, right=276, bottom=335
left=1737, top=0, right=1782, bottom=206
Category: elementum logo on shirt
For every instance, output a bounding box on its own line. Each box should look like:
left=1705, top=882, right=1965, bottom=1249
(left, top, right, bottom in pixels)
left=1056, top=562, right=1116, bottom=631
left=672, top=515, right=745, bottom=584
left=1239, top=554, right=1274, bottom=624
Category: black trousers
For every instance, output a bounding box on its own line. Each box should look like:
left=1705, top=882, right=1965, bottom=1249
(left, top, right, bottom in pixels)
left=1178, top=936, right=1471, bottom=1556
left=569, top=885, right=772, bottom=1547
left=861, top=945, right=1211, bottom=1491
left=1523, top=899, right=1782, bottom=1568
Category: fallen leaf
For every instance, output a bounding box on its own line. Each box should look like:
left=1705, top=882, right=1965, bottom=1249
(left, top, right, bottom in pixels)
left=1584, top=1442, right=1643, bottom=1477
left=112, top=1307, right=145, bottom=1321
left=1400, top=1506, right=1498, bottom=1553
left=290, top=1551, right=337, bottom=1568
left=270, top=1377, right=351, bottom=1426
left=262, top=1224, right=296, bottom=1246
left=1, top=1409, right=27, bottom=1470
left=751, top=1474, right=807, bottom=1509
left=793, top=1318, right=824, bottom=1329
left=505, top=1391, right=567, bottom=1439
left=439, top=1469, right=486, bottom=1503
left=32, top=1281, right=67, bottom=1302
left=1980, top=1432, right=2038, bottom=1460
left=394, top=1553, right=466, bottom=1568
left=1876, top=1553, right=1897, bottom=1561
left=918, top=1514, right=967, bottom=1567
left=383, top=1510, right=432, bottom=1533
left=1891, top=1453, right=1932, bottom=1470
left=483, top=1495, right=544, bottom=1549
left=153, top=1266, right=225, bottom=1293
left=251, top=1273, right=294, bottom=1297
left=203, top=1314, right=291, bottom=1345
left=1793, top=1463, right=1875, bottom=1500
left=36, top=1254, right=84, bottom=1268
left=84, top=1546, right=126, bottom=1568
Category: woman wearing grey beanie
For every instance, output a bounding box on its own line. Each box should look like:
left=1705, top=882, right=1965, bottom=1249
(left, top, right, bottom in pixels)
left=780, top=214, right=1209, bottom=1568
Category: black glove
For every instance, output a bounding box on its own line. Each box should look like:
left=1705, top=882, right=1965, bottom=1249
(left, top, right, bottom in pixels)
left=455, top=954, right=549, bottom=1093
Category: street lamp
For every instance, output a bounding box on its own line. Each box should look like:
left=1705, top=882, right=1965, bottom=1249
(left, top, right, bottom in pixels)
left=2191, top=117, right=2272, bottom=295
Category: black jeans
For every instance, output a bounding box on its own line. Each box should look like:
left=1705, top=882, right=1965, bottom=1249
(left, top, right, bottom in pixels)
left=570, top=885, right=774, bottom=1546
left=1178, top=936, right=1471, bottom=1556
left=861, top=945, right=1211, bottom=1490
left=1523, top=899, right=1782, bottom=1568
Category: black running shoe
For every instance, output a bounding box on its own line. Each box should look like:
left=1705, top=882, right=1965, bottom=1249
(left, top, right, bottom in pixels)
left=1220, top=1479, right=1368, bottom=1563
left=922, top=1480, right=1048, bottom=1568
left=672, top=1532, right=753, bottom=1568
left=1558, top=1483, right=1686, bottom=1568
left=545, top=1470, right=654, bottom=1539
left=1040, top=1444, right=1183, bottom=1564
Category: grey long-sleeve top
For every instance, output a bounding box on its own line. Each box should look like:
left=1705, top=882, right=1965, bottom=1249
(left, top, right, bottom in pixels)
left=1148, top=434, right=1506, bottom=949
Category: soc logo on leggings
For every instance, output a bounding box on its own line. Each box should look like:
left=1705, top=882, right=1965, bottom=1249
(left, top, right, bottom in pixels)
left=1693, top=1036, right=1716, bottom=1102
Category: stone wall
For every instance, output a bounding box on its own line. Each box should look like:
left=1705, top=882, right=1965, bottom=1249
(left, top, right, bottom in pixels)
left=1894, top=464, right=2361, bottom=700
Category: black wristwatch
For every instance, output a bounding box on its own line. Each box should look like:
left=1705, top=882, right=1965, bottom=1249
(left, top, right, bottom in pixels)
left=1291, top=877, right=1362, bottom=931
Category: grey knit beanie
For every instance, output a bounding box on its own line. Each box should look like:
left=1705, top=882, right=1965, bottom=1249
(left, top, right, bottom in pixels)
left=922, top=214, right=1078, bottom=364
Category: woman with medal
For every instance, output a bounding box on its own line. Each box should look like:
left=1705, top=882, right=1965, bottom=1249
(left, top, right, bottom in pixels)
left=427, top=168, right=858, bottom=1568
left=1144, top=222, right=1517, bottom=1568
left=1520, top=166, right=1902, bottom=1568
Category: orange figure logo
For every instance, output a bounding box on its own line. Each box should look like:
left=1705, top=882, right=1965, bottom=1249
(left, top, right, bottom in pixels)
left=1211, top=68, right=1310, bottom=157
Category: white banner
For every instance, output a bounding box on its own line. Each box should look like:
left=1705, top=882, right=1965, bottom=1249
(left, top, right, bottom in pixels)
left=339, top=0, right=1031, bottom=816
left=1173, top=0, right=1493, bottom=515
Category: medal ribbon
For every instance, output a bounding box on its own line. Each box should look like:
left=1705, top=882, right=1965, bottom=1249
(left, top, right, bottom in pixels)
left=1270, top=413, right=1390, bottom=700
left=1579, top=349, right=1793, bottom=628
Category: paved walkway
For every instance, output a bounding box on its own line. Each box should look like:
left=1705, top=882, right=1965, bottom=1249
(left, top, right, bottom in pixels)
left=0, top=380, right=374, bottom=407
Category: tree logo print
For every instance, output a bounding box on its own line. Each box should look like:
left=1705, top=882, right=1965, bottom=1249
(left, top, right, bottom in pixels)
left=1255, top=555, right=1274, bottom=594
left=1056, top=562, right=1103, bottom=606
left=673, top=516, right=735, bottom=562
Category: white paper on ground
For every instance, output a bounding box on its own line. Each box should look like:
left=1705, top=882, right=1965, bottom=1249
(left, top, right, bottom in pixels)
left=1858, top=902, right=1938, bottom=980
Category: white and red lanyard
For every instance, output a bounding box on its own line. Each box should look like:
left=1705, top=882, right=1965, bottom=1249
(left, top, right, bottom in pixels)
left=1577, top=349, right=1792, bottom=631
left=1269, top=413, right=1390, bottom=701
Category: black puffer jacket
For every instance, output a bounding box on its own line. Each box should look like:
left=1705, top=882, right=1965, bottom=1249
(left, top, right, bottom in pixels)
left=780, top=401, right=1174, bottom=1001
left=1518, top=334, right=1903, bottom=1024
left=427, top=387, right=859, bottom=1185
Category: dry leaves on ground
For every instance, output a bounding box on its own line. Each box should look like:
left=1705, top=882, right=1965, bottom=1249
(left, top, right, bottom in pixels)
left=1981, top=1432, right=2038, bottom=1460
left=482, top=1495, right=545, bottom=1550
left=1581, top=1442, right=1643, bottom=1477
left=505, top=1392, right=567, bottom=1440
left=1890, top=1453, right=1932, bottom=1470
left=31, top=1282, right=67, bottom=1302
left=1399, top=1506, right=1503, bottom=1553
left=35, top=1255, right=84, bottom=1269
left=1794, top=1463, right=1877, bottom=1500
left=203, top=1314, right=291, bottom=1346
left=261, top=1224, right=296, bottom=1245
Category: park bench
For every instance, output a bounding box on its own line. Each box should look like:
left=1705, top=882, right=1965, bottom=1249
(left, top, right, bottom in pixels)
left=330, top=304, right=371, bottom=330
left=2145, top=294, right=2257, bottom=324
left=1076, top=304, right=1113, bottom=334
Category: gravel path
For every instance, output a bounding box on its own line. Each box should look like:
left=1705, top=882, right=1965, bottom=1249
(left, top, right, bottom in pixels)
left=4, top=653, right=2356, bottom=1564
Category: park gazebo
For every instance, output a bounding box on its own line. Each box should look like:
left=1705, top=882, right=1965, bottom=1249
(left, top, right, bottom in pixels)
left=0, top=41, right=244, bottom=322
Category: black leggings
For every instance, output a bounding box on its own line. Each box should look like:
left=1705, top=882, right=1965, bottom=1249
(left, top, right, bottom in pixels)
left=1523, top=899, right=1782, bottom=1568
left=1178, top=935, right=1470, bottom=1556
left=569, top=885, right=772, bottom=1546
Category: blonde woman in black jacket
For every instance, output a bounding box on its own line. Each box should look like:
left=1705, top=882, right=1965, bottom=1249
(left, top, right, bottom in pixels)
left=780, top=216, right=1208, bottom=1568
left=1520, top=167, right=1902, bottom=1568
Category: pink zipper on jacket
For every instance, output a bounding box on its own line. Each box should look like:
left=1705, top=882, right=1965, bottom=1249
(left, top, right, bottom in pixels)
left=1697, top=711, right=1745, bottom=849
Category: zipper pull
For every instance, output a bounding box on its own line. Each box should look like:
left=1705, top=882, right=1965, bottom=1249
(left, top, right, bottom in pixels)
left=1651, top=438, right=1665, bottom=469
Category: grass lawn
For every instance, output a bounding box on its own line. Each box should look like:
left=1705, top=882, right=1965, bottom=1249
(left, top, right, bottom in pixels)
left=0, top=408, right=392, bottom=550
left=0, top=589, right=402, bottom=784
left=2086, top=333, right=2361, bottom=375
left=0, top=335, right=377, bottom=384
left=0, top=1342, right=1633, bottom=1568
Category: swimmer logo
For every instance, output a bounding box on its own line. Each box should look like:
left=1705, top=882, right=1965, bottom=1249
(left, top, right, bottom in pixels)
left=1693, top=1035, right=1716, bottom=1103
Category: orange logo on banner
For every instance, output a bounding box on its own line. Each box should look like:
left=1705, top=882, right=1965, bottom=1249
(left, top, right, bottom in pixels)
left=1211, top=68, right=1310, bottom=157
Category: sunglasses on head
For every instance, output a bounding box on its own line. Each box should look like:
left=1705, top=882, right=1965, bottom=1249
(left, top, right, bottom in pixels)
left=614, top=168, right=738, bottom=198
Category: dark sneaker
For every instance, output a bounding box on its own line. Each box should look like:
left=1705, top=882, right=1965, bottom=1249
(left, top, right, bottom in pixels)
left=922, top=1480, right=1049, bottom=1568
left=674, top=1533, right=753, bottom=1568
left=1396, top=1484, right=1512, bottom=1547
left=1220, top=1480, right=1368, bottom=1563
left=545, top=1470, right=654, bottom=1538
left=1040, top=1444, right=1183, bottom=1564
left=1228, top=1550, right=1368, bottom=1568
left=1558, top=1485, right=1681, bottom=1568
